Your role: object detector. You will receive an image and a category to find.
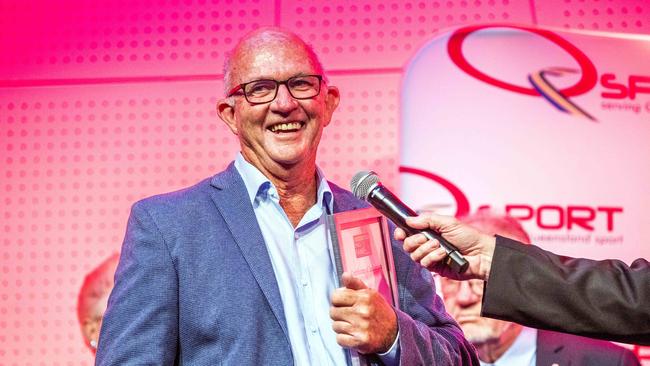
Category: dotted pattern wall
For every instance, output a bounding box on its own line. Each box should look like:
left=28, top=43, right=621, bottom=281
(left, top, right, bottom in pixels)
left=318, top=73, right=401, bottom=189
left=535, top=0, right=650, bottom=33
left=1, top=0, right=649, bottom=365
left=281, top=0, right=532, bottom=70
left=0, top=0, right=274, bottom=80
left=0, top=81, right=233, bottom=365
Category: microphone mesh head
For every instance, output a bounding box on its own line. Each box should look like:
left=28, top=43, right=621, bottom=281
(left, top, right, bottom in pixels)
left=350, top=170, right=380, bottom=200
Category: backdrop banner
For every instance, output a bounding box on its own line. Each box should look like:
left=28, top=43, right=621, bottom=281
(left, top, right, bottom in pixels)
left=400, top=24, right=650, bottom=357
left=401, top=24, right=650, bottom=266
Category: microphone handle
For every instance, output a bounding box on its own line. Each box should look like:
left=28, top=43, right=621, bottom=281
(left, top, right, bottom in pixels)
left=368, top=186, right=469, bottom=274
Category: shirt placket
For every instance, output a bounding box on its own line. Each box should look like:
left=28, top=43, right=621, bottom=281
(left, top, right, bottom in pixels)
left=296, top=209, right=338, bottom=366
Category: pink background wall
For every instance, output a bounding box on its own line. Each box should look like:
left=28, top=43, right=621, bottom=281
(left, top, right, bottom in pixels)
left=1, top=0, right=649, bottom=364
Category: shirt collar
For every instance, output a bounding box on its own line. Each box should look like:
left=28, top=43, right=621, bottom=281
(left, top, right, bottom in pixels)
left=478, top=327, right=537, bottom=366
left=234, top=152, right=334, bottom=213
left=502, top=327, right=537, bottom=361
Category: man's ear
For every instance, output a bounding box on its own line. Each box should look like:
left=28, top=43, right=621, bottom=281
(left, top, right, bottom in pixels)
left=217, top=99, right=239, bottom=135
left=323, top=85, right=340, bottom=127
left=82, top=317, right=101, bottom=342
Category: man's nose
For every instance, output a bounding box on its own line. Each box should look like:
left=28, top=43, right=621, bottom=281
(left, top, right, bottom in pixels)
left=455, top=282, right=480, bottom=306
left=270, top=84, right=299, bottom=113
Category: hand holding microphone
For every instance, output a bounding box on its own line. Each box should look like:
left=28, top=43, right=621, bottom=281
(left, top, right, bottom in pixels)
left=350, top=171, right=470, bottom=275
left=394, top=213, right=497, bottom=281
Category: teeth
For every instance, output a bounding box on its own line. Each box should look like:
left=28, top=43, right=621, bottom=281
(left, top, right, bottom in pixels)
left=270, top=122, right=302, bottom=132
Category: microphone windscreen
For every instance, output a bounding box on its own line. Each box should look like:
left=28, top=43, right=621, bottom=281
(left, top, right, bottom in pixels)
left=350, top=170, right=380, bottom=200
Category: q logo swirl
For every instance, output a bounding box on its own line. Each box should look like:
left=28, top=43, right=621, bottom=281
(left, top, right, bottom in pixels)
left=399, top=166, right=470, bottom=218
left=448, top=24, right=598, bottom=121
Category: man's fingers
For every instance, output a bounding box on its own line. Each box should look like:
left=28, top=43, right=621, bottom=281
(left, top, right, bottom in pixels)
left=406, top=212, right=458, bottom=232
left=335, top=333, right=359, bottom=349
left=330, top=284, right=397, bottom=355
left=329, top=303, right=362, bottom=321
left=394, top=227, right=406, bottom=241
left=342, top=272, right=368, bottom=291
left=404, top=214, right=434, bottom=229
left=409, top=239, right=440, bottom=263
left=402, top=233, right=429, bottom=253
left=331, top=320, right=353, bottom=335
left=331, top=287, right=358, bottom=307
left=420, top=247, right=448, bottom=269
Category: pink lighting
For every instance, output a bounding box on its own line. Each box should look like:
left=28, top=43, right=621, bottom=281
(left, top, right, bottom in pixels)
left=1, top=0, right=649, bottom=364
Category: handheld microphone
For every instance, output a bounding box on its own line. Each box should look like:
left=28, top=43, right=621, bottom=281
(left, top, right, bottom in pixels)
left=350, top=170, right=469, bottom=274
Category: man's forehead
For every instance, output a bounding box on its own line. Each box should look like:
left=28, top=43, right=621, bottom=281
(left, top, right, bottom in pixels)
left=440, top=277, right=485, bottom=295
left=232, top=43, right=317, bottom=81
left=228, top=29, right=321, bottom=81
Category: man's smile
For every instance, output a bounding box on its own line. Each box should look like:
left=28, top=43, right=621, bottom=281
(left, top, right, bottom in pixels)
left=267, top=121, right=305, bottom=133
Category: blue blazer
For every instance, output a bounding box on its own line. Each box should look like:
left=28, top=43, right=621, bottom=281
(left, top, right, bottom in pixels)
left=96, top=163, right=477, bottom=365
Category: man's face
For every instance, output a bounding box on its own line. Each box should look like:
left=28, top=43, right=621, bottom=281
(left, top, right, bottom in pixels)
left=440, top=277, right=517, bottom=344
left=218, top=39, right=339, bottom=173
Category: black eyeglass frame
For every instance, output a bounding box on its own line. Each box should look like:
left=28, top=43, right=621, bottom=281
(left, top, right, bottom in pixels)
left=226, top=74, right=323, bottom=104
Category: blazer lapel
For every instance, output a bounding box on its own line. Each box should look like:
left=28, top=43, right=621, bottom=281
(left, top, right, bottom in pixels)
left=206, top=175, right=365, bottom=350
left=331, top=182, right=368, bottom=213
left=208, top=163, right=289, bottom=340
left=536, top=330, right=570, bottom=366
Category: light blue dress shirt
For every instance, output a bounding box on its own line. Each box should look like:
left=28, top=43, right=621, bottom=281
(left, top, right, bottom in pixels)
left=234, top=153, right=398, bottom=365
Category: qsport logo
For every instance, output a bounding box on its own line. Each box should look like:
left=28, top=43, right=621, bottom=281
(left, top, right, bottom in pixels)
left=448, top=24, right=599, bottom=121
left=400, top=166, right=622, bottom=233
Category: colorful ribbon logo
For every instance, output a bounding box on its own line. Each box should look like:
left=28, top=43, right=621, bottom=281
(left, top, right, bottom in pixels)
left=528, top=67, right=596, bottom=121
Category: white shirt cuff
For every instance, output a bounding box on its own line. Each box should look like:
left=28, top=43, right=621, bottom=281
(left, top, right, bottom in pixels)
left=376, top=330, right=400, bottom=366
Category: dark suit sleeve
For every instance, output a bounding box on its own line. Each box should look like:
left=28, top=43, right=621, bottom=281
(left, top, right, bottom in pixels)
left=482, top=236, right=650, bottom=345
left=95, top=201, right=179, bottom=365
left=389, top=233, right=479, bottom=365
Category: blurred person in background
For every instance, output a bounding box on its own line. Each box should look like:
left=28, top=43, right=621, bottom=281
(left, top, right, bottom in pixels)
left=76, top=253, right=119, bottom=354
left=438, top=211, right=639, bottom=366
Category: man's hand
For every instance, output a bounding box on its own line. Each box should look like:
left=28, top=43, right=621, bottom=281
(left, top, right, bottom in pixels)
left=330, top=272, right=398, bottom=354
left=394, top=212, right=496, bottom=281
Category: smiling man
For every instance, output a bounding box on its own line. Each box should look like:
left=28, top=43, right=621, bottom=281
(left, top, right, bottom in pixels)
left=95, top=27, right=477, bottom=365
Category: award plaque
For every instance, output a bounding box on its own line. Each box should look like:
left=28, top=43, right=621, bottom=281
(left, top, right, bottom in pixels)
left=328, top=207, right=399, bottom=366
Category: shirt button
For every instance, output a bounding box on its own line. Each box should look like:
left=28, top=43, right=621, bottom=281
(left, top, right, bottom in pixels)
left=310, top=327, right=318, bottom=334
left=302, top=280, right=308, bottom=287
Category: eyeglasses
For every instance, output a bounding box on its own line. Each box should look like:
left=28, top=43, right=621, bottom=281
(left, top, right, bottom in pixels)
left=227, top=74, right=323, bottom=104
left=439, top=278, right=485, bottom=297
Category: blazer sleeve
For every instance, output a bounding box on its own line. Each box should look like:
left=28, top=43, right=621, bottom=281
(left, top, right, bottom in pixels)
left=481, top=235, right=650, bottom=345
left=95, top=201, right=179, bottom=365
left=389, top=233, right=479, bottom=365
